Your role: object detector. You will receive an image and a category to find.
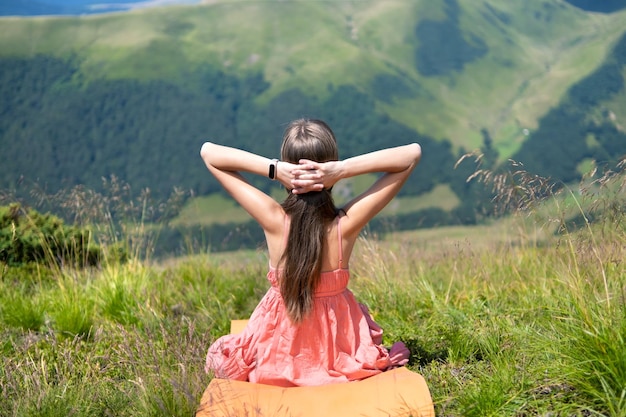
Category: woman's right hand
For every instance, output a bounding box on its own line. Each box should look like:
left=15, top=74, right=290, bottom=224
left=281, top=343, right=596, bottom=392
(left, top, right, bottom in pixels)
left=290, top=159, right=343, bottom=194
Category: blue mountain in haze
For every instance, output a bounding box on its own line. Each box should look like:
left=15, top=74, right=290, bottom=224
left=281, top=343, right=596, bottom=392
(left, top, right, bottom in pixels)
left=563, top=0, right=626, bottom=13
left=0, top=0, right=200, bottom=16
left=3, top=0, right=625, bottom=17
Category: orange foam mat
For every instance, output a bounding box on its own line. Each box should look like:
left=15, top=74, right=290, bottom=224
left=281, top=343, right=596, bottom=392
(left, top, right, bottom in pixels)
left=229, top=319, right=249, bottom=335
left=196, top=320, right=435, bottom=417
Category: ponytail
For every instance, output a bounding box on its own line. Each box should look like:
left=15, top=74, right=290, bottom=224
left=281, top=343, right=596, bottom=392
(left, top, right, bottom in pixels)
left=278, top=118, right=339, bottom=322
left=280, top=190, right=337, bottom=323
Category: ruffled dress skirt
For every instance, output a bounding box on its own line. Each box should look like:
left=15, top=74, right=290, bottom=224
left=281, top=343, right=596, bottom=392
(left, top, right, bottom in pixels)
left=205, top=268, right=398, bottom=387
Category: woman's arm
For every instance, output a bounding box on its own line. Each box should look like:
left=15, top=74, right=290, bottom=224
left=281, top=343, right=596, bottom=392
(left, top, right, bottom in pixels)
left=292, top=143, right=422, bottom=236
left=200, top=142, right=297, bottom=233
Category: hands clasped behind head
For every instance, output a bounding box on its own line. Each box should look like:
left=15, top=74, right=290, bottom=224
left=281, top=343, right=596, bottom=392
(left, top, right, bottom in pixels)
left=290, top=160, right=325, bottom=194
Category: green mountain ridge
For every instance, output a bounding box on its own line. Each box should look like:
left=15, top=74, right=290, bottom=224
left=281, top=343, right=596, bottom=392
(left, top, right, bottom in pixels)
left=1, top=0, right=625, bottom=212
left=1, top=1, right=624, bottom=150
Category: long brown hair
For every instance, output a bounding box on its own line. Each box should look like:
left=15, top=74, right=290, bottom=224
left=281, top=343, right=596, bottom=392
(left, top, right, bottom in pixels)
left=279, top=119, right=339, bottom=323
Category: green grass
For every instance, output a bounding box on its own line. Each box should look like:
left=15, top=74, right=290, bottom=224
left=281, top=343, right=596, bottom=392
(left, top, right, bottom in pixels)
left=171, top=193, right=251, bottom=227
left=0, top=285, right=45, bottom=331
left=383, top=184, right=460, bottom=215
left=2, top=150, right=624, bottom=416
left=2, top=172, right=625, bottom=416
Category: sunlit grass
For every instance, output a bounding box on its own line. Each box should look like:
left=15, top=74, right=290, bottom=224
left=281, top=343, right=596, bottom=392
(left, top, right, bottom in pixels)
left=1, top=157, right=625, bottom=416
left=1, top=209, right=625, bottom=415
left=171, top=193, right=251, bottom=227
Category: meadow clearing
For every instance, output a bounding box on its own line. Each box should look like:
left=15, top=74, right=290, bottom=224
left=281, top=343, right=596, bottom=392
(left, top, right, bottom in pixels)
left=1, top=160, right=625, bottom=416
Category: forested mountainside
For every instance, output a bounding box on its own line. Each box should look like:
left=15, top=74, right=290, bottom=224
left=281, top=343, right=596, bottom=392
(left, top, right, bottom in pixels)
left=0, top=0, right=625, bottom=220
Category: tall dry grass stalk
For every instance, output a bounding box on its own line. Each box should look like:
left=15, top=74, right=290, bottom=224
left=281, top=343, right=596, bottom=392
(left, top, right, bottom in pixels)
left=2, top=175, right=187, bottom=264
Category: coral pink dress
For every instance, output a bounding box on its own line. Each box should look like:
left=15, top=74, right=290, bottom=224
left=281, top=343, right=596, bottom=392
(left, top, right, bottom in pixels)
left=205, top=216, right=405, bottom=387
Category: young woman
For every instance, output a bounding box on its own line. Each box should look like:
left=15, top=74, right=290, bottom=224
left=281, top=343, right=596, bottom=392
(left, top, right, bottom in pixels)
left=201, top=119, right=421, bottom=387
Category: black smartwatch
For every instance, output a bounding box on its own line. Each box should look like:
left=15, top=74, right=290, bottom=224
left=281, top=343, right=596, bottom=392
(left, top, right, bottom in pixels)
left=268, top=159, right=278, bottom=180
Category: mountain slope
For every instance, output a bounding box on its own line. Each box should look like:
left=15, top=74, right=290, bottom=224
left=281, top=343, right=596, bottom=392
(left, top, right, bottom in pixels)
left=1, top=0, right=624, bottom=153
left=0, top=0, right=625, bottom=222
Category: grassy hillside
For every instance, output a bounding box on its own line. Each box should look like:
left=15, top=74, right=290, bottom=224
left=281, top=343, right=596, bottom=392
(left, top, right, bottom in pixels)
left=1, top=0, right=624, bottom=155
left=1, top=167, right=625, bottom=415
left=172, top=182, right=461, bottom=227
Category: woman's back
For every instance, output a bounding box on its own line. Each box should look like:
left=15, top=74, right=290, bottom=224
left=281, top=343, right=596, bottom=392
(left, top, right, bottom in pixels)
left=269, top=214, right=352, bottom=273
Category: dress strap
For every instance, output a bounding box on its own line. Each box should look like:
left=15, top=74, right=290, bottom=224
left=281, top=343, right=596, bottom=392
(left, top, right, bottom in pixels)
left=337, top=215, right=343, bottom=269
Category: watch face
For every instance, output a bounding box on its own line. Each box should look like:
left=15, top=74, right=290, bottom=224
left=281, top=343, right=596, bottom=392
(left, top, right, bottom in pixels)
left=269, top=160, right=277, bottom=179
